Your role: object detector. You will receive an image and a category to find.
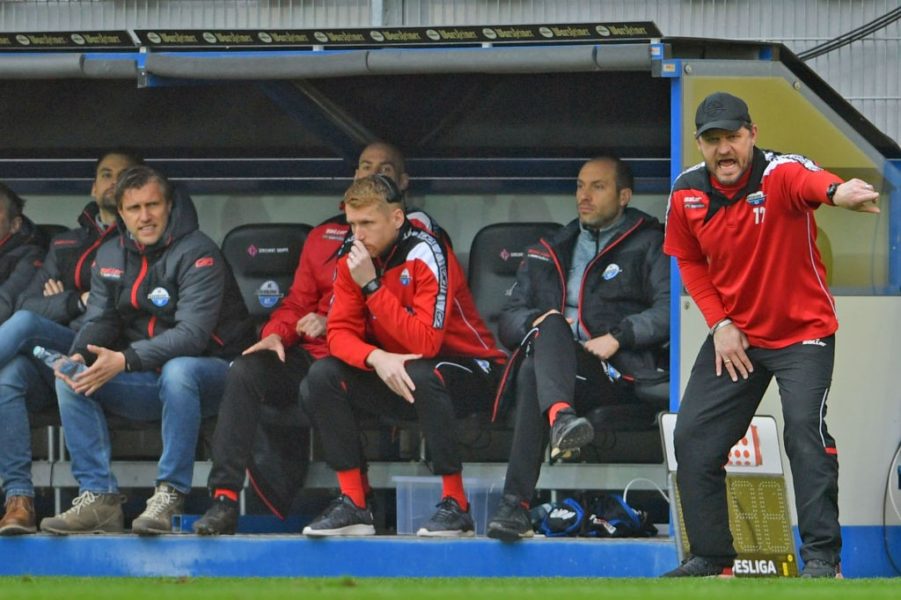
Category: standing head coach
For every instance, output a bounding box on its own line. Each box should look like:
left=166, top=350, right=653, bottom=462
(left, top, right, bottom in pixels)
left=662, top=91, right=880, bottom=578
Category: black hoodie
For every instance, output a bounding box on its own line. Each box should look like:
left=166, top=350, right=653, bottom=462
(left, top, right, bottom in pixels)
left=71, top=189, right=253, bottom=371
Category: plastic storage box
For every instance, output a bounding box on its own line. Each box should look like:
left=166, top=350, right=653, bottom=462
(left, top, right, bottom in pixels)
left=393, top=475, right=504, bottom=535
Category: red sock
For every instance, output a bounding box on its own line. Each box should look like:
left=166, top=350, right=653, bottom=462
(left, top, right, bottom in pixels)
left=442, top=472, right=469, bottom=511
left=361, top=472, right=373, bottom=498
left=337, top=468, right=367, bottom=508
left=548, top=402, right=571, bottom=426
left=213, top=488, right=238, bottom=503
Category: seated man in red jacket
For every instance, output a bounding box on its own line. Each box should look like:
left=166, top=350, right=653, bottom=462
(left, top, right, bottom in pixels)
left=193, top=141, right=449, bottom=534
left=301, top=174, right=505, bottom=537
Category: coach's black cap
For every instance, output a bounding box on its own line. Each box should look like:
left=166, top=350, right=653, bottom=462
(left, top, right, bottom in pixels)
left=695, top=92, right=752, bottom=138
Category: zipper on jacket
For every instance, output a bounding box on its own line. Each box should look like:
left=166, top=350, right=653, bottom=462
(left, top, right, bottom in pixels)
left=539, top=239, right=568, bottom=313
left=130, top=255, right=149, bottom=309
left=74, top=226, right=115, bottom=291
left=575, top=218, right=644, bottom=348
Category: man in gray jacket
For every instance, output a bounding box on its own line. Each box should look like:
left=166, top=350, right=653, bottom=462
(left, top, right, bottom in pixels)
left=41, top=166, right=253, bottom=535
left=0, top=150, right=139, bottom=536
left=486, top=155, right=670, bottom=541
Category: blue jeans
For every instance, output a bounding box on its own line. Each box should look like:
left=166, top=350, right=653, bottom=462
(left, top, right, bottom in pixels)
left=55, top=355, right=227, bottom=495
left=0, top=311, right=76, bottom=498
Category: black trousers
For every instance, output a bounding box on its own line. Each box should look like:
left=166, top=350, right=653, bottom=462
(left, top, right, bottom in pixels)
left=503, top=313, right=629, bottom=500
left=207, top=347, right=313, bottom=492
left=674, top=335, right=840, bottom=565
left=301, top=355, right=499, bottom=475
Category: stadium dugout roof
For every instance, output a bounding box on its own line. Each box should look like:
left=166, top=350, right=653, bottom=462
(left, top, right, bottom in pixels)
left=0, top=23, right=897, bottom=197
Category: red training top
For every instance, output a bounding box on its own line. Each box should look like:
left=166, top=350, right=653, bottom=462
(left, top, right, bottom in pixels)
left=664, top=148, right=842, bottom=349
left=328, top=221, right=505, bottom=369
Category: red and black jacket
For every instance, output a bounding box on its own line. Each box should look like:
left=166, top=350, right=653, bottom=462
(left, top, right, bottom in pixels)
left=15, top=202, right=118, bottom=329
left=328, top=219, right=504, bottom=368
left=664, top=148, right=840, bottom=348
left=261, top=210, right=453, bottom=360
left=492, top=208, right=670, bottom=419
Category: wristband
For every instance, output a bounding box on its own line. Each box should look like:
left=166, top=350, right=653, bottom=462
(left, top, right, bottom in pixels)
left=710, top=318, right=733, bottom=336
left=361, top=278, right=381, bottom=296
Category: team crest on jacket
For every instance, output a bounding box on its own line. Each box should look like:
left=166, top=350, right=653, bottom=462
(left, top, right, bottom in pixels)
left=399, top=268, right=411, bottom=286
left=602, top=263, right=622, bottom=281
left=746, top=191, right=766, bottom=206
left=148, top=287, right=170, bottom=307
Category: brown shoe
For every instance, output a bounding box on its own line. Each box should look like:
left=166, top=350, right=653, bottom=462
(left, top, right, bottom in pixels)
left=0, top=495, right=37, bottom=535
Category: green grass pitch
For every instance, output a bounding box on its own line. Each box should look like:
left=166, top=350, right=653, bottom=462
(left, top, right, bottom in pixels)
left=0, top=577, right=898, bottom=599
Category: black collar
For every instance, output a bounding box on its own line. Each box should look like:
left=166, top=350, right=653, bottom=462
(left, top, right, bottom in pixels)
left=703, top=146, right=767, bottom=224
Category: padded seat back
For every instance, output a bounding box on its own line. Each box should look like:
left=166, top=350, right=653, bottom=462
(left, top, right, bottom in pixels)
left=221, top=223, right=311, bottom=324
left=467, top=222, right=561, bottom=347
left=36, top=224, right=70, bottom=249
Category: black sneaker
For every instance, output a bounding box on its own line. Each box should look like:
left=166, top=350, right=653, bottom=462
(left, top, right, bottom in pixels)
left=303, top=495, right=375, bottom=537
left=661, top=555, right=734, bottom=577
left=417, top=497, right=475, bottom=537
left=549, top=408, right=595, bottom=459
left=487, top=494, right=533, bottom=542
left=800, top=559, right=841, bottom=578
left=193, top=496, right=239, bottom=536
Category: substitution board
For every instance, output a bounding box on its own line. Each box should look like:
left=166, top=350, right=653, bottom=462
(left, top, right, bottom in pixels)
left=660, top=413, right=799, bottom=577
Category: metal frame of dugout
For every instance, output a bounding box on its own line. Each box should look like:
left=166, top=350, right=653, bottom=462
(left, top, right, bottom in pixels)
left=1, top=23, right=898, bottom=548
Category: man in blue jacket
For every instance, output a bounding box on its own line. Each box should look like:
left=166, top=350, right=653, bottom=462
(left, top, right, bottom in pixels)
left=40, top=166, right=253, bottom=535
left=486, top=155, right=670, bottom=541
left=0, top=150, right=140, bottom=536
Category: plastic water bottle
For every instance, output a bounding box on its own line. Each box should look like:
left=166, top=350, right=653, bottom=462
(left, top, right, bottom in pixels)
left=602, top=360, right=621, bottom=383
left=33, top=346, right=85, bottom=377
